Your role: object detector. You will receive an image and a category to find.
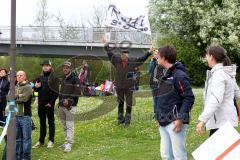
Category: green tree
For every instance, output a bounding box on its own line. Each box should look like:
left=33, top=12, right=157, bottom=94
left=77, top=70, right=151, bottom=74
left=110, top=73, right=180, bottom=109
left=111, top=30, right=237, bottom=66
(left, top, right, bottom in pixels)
left=149, top=0, right=240, bottom=63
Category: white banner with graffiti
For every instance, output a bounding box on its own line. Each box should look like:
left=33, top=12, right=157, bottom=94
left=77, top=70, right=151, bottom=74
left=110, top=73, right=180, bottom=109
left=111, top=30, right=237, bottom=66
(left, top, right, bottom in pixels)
left=105, top=4, right=151, bottom=35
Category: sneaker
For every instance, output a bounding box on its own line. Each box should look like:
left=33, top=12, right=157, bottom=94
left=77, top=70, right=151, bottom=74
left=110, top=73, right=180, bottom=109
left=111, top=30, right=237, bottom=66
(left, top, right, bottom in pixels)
left=124, top=113, right=131, bottom=127
left=47, top=141, right=54, bottom=148
left=117, top=113, right=125, bottom=125
left=32, top=142, right=44, bottom=148
left=64, top=143, right=72, bottom=152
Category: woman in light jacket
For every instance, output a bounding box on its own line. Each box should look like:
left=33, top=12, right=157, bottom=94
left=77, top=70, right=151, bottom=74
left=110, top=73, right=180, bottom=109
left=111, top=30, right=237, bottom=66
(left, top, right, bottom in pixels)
left=196, top=45, right=238, bottom=136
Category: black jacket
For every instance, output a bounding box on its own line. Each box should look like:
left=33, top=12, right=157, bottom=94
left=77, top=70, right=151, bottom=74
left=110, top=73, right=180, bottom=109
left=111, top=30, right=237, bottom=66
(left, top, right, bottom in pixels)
left=0, top=76, right=10, bottom=100
left=59, top=72, right=80, bottom=107
left=34, top=71, right=58, bottom=107
left=107, top=51, right=152, bottom=89
left=155, top=62, right=195, bottom=126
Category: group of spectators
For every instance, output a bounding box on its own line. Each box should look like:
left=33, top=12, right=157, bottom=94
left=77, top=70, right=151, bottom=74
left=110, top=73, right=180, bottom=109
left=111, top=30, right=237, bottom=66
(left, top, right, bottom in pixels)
left=0, top=42, right=240, bottom=160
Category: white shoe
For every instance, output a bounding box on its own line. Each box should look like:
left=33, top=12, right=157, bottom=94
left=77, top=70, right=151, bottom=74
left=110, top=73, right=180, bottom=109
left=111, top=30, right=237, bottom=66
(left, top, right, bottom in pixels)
left=47, top=141, right=54, bottom=148
left=64, top=143, right=72, bottom=152
left=32, top=141, right=44, bottom=149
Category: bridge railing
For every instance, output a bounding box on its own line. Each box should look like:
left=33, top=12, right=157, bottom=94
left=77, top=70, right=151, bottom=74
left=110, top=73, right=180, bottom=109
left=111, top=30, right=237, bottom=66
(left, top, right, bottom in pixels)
left=0, top=26, right=160, bottom=44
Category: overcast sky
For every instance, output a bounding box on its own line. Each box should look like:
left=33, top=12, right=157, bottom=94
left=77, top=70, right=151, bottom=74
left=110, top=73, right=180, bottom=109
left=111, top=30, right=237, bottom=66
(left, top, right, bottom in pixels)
left=0, top=0, right=149, bottom=26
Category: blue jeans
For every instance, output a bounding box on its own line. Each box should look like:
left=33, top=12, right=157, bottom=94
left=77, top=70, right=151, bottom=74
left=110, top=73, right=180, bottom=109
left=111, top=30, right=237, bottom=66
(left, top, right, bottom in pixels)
left=159, top=122, right=188, bottom=160
left=16, top=116, right=32, bottom=160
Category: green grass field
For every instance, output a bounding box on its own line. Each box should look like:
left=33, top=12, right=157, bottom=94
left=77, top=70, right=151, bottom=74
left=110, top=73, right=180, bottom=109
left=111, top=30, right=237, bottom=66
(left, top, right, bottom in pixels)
left=0, top=89, right=239, bottom=159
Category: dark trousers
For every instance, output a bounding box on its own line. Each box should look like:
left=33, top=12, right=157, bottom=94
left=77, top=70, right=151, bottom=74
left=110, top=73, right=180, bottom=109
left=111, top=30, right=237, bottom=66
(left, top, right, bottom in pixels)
left=116, top=88, right=133, bottom=116
left=209, top=129, right=218, bottom=137
left=38, top=105, right=55, bottom=143
left=0, top=98, right=7, bottom=127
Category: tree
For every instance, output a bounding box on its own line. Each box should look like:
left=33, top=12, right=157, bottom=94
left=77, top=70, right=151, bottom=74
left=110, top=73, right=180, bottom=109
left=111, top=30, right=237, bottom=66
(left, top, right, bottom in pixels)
left=54, top=13, right=82, bottom=40
left=35, top=0, right=51, bottom=40
left=149, top=0, right=240, bottom=64
left=88, top=4, right=108, bottom=28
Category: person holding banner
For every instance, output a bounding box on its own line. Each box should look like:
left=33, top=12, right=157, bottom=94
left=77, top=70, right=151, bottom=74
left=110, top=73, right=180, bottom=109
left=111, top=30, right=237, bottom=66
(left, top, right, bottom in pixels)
left=154, top=45, right=194, bottom=160
left=196, top=45, right=239, bottom=137
left=105, top=44, right=152, bottom=126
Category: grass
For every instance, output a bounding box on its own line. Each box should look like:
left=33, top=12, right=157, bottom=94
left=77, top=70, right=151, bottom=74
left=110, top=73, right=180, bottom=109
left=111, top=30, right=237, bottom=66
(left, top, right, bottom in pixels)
left=0, top=88, right=239, bottom=159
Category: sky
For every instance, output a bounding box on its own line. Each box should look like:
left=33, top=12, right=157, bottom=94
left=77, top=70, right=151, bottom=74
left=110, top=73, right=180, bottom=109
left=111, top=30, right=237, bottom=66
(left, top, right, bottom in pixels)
left=0, top=0, right=149, bottom=26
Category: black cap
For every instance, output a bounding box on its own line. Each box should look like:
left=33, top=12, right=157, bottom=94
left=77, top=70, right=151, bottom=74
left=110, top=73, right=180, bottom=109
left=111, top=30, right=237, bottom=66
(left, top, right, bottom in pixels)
left=41, top=60, right=52, bottom=66
left=0, top=32, right=2, bottom=35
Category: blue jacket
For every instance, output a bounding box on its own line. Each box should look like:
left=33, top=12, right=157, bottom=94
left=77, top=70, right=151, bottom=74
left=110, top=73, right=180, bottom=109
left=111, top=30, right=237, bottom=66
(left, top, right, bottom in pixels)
left=155, top=62, right=195, bottom=126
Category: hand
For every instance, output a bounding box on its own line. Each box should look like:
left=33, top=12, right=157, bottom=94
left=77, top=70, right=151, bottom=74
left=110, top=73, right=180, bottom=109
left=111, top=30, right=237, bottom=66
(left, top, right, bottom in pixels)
left=156, top=121, right=160, bottom=128
left=196, top=121, right=205, bottom=135
left=45, top=103, right=51, bottom=107
left=63, top=99, right=68, bottom=107
left=101, top=35, right=107, bottom=43
left=173, top=120, right=183, bottom=132
left=149, top=46, right=155, bottom=52
left=35, top=81, right=41, bottom=88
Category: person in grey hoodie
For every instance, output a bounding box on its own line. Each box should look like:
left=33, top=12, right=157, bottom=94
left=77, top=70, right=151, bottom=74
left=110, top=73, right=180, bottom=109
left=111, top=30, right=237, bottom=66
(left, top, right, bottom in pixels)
left=196, top=45, right=238, bottom=136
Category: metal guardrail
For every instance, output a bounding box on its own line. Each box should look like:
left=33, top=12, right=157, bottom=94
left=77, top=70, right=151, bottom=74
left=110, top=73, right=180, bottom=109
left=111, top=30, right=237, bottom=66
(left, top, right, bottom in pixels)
left=0, top=26, right=160, bottom=44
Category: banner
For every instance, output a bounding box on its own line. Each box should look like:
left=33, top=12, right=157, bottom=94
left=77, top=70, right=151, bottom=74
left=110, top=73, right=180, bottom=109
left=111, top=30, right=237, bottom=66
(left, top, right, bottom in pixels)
left=105, top=4, right=151, bottom=35
left=192, top=122, right=240, bottom=160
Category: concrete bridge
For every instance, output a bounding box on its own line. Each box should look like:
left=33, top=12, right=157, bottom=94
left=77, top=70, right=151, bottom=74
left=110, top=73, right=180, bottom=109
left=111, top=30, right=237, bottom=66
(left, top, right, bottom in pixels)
left=0, top=26, right=160, bottom=58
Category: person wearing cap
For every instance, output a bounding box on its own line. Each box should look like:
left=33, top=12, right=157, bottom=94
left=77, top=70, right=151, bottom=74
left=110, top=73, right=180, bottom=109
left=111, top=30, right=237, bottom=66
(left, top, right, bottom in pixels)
left=32, top=60, right=58, bottom=149
left=58, top=61, right=80, bottom=152
left=106, top=47, right=152, bottom=126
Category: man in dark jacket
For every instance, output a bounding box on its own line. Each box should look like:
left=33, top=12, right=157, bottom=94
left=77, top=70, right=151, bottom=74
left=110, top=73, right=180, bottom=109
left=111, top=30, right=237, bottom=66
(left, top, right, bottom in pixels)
left=58, top=61, right=80, bottom=152
left=0, top=68, right=9, bottom=127
left=33, top=60, right=58, bottom=149
left=155, top=45, right=194, bottom=160
left=107, top=48, right=152, bottom=126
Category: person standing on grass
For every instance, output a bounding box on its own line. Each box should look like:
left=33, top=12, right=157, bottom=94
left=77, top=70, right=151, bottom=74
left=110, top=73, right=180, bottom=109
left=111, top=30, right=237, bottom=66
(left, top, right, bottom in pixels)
left=147, top=51, right=165, bottom=117
left=14, top=71, right=33, bottom=160
left=154, top=45, right=195, bottom=160
left=0, top=68, right=9, bottom=128
left=196, top=45, right=238, bottom=136
left=105, top=43, right=152, bottom=126
left=58, top=61, right=80, bottom=152
left=32, top=60, right=58, bottom=149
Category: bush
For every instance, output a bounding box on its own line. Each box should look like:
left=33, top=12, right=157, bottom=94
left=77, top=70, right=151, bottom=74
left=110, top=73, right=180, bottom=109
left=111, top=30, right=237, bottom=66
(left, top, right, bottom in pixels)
left=156, top=34, right=207, bottom=86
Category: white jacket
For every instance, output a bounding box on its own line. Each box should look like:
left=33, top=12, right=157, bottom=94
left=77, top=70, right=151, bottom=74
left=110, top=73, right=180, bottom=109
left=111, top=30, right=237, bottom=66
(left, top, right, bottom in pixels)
left=199, top=63, right=238, bottom=130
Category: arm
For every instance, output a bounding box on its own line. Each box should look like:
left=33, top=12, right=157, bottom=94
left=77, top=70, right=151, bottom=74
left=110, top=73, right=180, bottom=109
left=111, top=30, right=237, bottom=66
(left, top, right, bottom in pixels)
left=107, top=52, right=118, bottom=67
left=198, top=72, right=225, bottom=123
left=174, top=76, right=195, bottom=120
left=16, top=85, right=32, bottom=103
left=234, top=81, right=240, bottom=101
left=33, top=77, right=41, bottom=92
left=147, top=60, right=156, bottom=75
left=69, top=76, right=80, bottom=106
left=134, top=51, right=152, bottom=67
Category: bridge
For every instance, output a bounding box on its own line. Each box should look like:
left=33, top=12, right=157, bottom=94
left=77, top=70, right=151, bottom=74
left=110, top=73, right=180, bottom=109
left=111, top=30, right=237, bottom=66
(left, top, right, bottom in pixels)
left=0, top=26, right=160, bottom=58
